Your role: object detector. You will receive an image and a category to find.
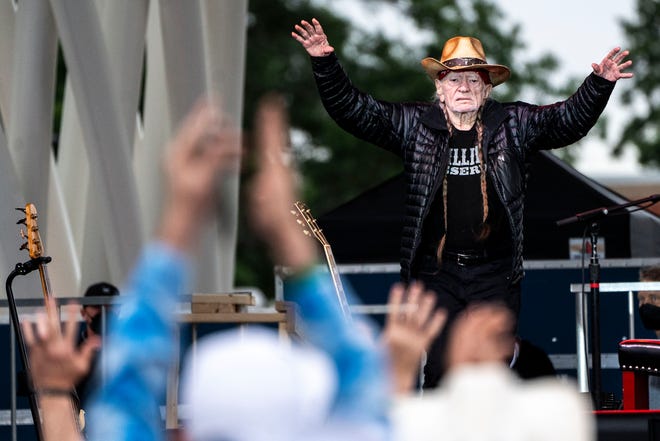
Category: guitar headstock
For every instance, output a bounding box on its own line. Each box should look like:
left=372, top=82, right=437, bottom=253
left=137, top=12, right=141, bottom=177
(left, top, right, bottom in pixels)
left=17, top=203, right=44, bottom=259
left=291, top=201, right=329, bottom=247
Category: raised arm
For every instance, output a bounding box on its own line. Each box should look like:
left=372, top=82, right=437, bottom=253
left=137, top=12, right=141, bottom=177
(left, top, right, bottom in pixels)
left=294, top=19, right=414, bottom=157
left=86, top=98, right=240, bottom=441
left=248, top=93, right=317, bottom=272
left=248, top=94, right=390, bottom=436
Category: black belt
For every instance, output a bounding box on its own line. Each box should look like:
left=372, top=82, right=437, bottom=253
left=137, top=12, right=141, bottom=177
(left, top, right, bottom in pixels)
left=442, top=249, right=510, bottom=267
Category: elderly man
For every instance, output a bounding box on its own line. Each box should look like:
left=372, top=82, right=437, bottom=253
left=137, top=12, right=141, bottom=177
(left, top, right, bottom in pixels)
left=292, top=17, right=633, bottom=387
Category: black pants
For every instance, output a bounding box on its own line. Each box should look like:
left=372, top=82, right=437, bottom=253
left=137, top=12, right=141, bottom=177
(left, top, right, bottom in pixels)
left=415, top=255, right=521, bottom=389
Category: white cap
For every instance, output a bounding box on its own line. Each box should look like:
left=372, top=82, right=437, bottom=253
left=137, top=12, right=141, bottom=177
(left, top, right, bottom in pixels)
left=181, top=327, right=337, bottom=441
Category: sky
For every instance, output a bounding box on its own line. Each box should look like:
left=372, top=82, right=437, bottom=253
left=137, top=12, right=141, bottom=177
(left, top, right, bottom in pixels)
left=327, top=0, right=658, bottom=179
left=494, top=0, right=645, bottom=178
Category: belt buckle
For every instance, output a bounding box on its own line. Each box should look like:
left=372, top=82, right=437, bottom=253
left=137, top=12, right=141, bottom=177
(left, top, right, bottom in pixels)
left=455, top=253, right=471, bottom=266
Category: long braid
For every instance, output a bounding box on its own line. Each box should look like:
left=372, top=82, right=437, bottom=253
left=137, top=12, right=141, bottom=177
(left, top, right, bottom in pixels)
left=436, top=106, right=453, bottom=264
left=436, top=175, right=448, bottom=264
left=441, top=103, right=454, bottom=138
left=475, top=114, right=491, bottom=241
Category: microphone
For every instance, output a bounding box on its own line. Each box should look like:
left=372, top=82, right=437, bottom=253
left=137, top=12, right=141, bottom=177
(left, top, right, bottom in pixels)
left=556, top=193, right=659, bottom=227
left=556, top=207, right=608, bottom=227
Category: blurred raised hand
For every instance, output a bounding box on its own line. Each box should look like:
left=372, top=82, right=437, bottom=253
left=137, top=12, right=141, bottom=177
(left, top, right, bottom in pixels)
left=248, top=93, right=317, bottom=272
left=159, top=97, right=241, bottom=252
left=23, top=299, right=100, bottom=391
left=382, top=282, right=447, bottom=394
left=23, top=298, right=99, bottom=441
left=446, top=303, right=515, bottom=370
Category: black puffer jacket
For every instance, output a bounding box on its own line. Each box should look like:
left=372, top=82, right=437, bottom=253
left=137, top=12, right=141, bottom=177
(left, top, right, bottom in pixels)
left=311, top=54, right=615, bottom=284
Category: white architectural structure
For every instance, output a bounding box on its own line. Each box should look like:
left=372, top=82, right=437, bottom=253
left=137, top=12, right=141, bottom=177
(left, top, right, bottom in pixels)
left=0, top=0, right=248, bottom=300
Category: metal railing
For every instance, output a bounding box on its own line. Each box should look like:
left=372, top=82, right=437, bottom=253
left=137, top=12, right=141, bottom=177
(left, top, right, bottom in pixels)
left=570, top=281, right=660, bottom=392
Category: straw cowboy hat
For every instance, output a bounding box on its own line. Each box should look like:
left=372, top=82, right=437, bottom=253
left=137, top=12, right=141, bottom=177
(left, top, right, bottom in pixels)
left=421, top=36, right=511, bottom=86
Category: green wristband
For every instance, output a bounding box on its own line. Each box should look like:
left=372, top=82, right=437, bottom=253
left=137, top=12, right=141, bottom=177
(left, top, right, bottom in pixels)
left=36, top=388, right=74, bottom=398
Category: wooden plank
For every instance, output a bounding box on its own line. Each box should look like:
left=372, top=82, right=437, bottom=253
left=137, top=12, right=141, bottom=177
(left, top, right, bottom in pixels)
left=178, top=312, right=287, bottom=324
left=191, top=292, right=254, bottom=305
left=191, top=303, right=239, bottom=314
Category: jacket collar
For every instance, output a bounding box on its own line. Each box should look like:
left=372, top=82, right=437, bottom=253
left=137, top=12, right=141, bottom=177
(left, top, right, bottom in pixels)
left=481, top=99, right=506, bottom=129
left=420, top=98, right=506, bottom=132
left=419, top=103, right=447, bottom=131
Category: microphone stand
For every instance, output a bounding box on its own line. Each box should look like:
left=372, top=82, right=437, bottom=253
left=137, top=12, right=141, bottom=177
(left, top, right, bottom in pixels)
left=587, top=222, right=602, bottom=410
left=6, top=256, right=51, bottom=441
left=556, top=193, right=659, bottom=411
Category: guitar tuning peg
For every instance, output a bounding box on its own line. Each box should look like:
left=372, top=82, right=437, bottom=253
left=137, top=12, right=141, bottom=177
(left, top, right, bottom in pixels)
left=19, top=229, right=26, bottom=239
left=296, top=219, right=304, bottom=226
left=19, top=242, right=28, bottom=251
left=290, top=210, right=297, bottom=215
left=303, top=230, right=311, bottom=236
left=16, top=218, right=26, bottom=225
left=15, top=207, right=26, bottom=214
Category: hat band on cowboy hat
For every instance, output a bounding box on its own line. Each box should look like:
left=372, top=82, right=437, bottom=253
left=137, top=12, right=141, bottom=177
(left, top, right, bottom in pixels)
left=443, top=57, right=486, bottom=68
left=421, top=36, right=511, bottom=87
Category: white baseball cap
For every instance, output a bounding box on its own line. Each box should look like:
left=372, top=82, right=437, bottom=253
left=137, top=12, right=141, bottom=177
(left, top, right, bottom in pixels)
left=181, top=327, right=338, bottom=441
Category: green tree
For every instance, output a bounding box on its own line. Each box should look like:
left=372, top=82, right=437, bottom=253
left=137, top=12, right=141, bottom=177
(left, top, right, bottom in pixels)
left=615, top=0, right=660, bottom=166
left=237, top=0, right=577, bottom=296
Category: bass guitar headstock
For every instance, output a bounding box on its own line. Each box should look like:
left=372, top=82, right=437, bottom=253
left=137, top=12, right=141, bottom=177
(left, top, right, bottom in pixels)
left=17, top=203, right=44, bottom=259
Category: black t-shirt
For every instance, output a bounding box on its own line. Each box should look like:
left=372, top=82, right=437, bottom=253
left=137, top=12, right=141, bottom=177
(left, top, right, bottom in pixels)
left=445, top=128, right=483, bottom=250
left=417, top=127, right=511, bottom=266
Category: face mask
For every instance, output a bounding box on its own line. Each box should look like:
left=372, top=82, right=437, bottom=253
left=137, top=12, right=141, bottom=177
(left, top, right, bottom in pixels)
left=89, top=311, right=116, bottom=336
left=639, top=304, right=660, bottom=331
left=89, top=313, right=104, bottom=335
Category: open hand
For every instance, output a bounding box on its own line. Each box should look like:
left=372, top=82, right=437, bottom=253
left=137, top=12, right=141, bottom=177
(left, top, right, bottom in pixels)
left=382, top=282, right=446, bottom=394
left=291, top=18, right=334, bottom=57
left=592, top=47, right=633, bottom=82
left=446, top=302, right=515, bottom=370
left=22, top=299, right=101, bottom=390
